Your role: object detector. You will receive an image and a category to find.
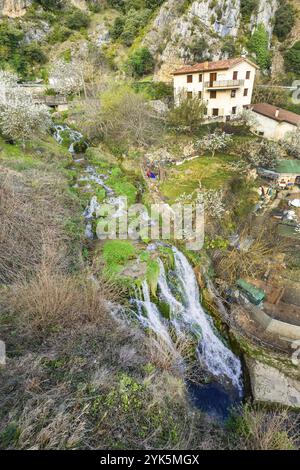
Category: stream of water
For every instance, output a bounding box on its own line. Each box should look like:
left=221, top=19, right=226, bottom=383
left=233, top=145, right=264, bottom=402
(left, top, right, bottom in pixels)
left=53, top=124, right=243, bottom=418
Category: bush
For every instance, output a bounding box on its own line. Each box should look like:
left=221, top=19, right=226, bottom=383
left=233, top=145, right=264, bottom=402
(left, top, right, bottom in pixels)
left=34, top=0, right=64, bottom=10
left=126, top=47, right=155, bottom=77
left=168, top=95, right=205, bottom=133
left=110, top=16, right=125, bottom=40
left=188, top=37, right=210, bottom=62
left=284, top=41, right=300, bottom=75
left=240, top=0, right=259, bottom=21
left=23, top=43, right=47, bottom=65
left=274, top=0, right=295, bottom=41
left=65, top=10, right=91, bottom=30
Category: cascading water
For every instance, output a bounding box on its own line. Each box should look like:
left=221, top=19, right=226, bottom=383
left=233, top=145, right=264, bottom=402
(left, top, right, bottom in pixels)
left=137, top=247, right=242, bottom=394
left=53, top=124, right=84, bottom=153
left=136, top=281, right=175, bottom=351
left=53, top=123, right=243, bottom=415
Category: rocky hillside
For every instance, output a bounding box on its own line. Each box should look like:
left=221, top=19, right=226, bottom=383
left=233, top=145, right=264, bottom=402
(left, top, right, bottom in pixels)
left=143, top=0, right=288, bottom=80
left=0, top=0, right=299, bottom=82
left=0, top=0, right=31, bottom=17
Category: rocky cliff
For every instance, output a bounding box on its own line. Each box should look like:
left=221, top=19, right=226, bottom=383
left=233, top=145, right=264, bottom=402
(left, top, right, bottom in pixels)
left=144, top=0, right=279, bottom=81
left=0, top=0, right=32, bottom=17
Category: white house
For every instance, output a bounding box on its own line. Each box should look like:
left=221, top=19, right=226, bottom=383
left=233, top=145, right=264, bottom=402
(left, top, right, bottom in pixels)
left=251, top=103, right=300, bottom=140
left=173, top=57, right=258, bottom=120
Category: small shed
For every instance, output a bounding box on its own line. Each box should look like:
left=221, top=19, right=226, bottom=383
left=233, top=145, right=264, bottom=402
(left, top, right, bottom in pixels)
left=275, top=160, right=300, bottom=187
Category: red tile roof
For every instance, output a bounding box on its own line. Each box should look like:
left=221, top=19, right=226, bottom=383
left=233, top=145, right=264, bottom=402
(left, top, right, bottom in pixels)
left=252, top=103, right=300, bottom=127
left=173, top=57, right=258, bottom=75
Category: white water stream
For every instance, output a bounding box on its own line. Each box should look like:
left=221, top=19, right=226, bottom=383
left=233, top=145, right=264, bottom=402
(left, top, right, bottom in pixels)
left=137, top=247, right=242, bottom=391
left=53, top=124, right=242, bottom=393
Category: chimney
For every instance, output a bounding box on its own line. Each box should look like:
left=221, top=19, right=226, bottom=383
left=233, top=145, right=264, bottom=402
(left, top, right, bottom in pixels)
left=203, top=61, right=209, bottom=70
left=275, top=108, right=280, bottom=118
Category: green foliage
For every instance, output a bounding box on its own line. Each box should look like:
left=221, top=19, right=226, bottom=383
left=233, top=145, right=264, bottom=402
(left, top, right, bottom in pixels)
left=284, top=41, right=300, bottom=75
left=248, top=23, right=271, bottom=70
left=120, top=9, right=152, bottom=46
left=23, top=43, right=47, bottom=65
left=146, top=259, right=160, bottom=297
left=0, top=21, right=26, bottom=76
left=221, top=38, right=238, bottom=58
left=205, top=236, right=229, bottom=251
left=110, top=16, right=126, bottom=40
left=240, top=0, right=259, bottom=21
left=188, top=37, right=210, bottom=62
left=0, top=423, right=20, bottom=448
left=103, top=240, right=136, bottom=266
left=34, top=0, right=64, bottom=10
left=274, top=0, right=295, bottom=41
left=132, top=80, right=173, bottom=99
left=126, top=47, right=155, bottom=77
left=168, top=95, right=205, bottom=134
left=65, top=10, right=91, bottom=30
left=103, top=240, right=136, bottom=277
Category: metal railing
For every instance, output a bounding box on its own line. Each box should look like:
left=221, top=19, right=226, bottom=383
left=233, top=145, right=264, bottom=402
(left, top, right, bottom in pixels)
left=204, top=79, right=245, bottom=89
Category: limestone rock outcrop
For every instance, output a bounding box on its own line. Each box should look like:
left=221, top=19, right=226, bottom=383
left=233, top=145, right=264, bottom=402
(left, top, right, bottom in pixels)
left=0, top=0, right=32, bottom=17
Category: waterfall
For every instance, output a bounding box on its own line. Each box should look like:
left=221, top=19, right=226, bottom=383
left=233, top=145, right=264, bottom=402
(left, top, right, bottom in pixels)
left=138, top=248, right=242, bottom=392
left=53, top=124, right=84, bottom=153
left=136, top=281, right=175, bottom=351
left=172, top=248, right=242, bottom=391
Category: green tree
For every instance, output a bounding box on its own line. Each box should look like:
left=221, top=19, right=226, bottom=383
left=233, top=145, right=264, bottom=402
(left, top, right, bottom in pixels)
left=248, top=24, right=271, bottom=70
left=110, top=16, right=125, bottom=40
left=65, top=10, right=90, bottom=30
left=168, top=95, right=206, bottom=134
left=284, top=41, right=300, bottom=75
left=240, top=0, right=259, bottom=21
left=126, top=47, right=155, bottom=77
left=274, top=0, right=295, bottom=41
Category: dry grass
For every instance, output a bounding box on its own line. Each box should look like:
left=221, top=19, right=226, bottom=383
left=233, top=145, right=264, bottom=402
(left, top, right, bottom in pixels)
left=229, top=404, right=300, bottom=450
left=0, top=168, right=80, bottom=284
left=215, top=224, right=291, bottom=284
left=1, top=264, right=119, bottom=338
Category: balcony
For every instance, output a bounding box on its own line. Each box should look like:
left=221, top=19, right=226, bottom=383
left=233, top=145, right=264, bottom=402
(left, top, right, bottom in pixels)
left=204, top=79, right=245, bottom=90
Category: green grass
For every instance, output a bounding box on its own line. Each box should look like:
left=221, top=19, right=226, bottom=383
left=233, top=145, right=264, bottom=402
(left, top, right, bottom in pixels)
left=160, top=153, right=240, bottom=203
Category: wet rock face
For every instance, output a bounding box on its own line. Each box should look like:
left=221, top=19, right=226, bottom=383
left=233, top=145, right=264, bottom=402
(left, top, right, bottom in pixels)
left=0, top=0, right=32, bottom=17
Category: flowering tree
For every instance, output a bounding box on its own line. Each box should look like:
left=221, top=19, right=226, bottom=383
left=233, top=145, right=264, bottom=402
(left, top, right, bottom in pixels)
left=0, top=71, right=52, bottom=143
left=196, top=187, right=226, bottom=220
left=49, top=59, right=85, bottom=96
left=196, top=130, right=233, bottom=157
left=282, top=130, right=300, bottom=159
left=238, top=108, right=259, bottom=129
left=244, top=140, right=281, bottom=169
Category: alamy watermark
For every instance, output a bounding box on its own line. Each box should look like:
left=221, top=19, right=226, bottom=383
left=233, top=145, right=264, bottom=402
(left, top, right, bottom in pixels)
left=90, top=197, right=205, bottom=251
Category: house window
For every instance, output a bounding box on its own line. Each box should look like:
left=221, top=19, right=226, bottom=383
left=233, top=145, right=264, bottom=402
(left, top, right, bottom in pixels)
left=212, top=108, right=219, bottom=116
left=187, top=91, right=193, bottom=99
left=198, top=91, right=202, bottom=99
left=210, top=90, right=217, bottom=99
left=244, top=88, right=248, bottom=97
left=233, top=71, right=238, bottom=80
left=246, top=71, right=251, bottom=79
left=231, top=90, right=236, bottom=98
left=232, top=106, right=237, bottom=115
left=199, top=74, right=203, bottom=82
left=187, top=74, right=193, bottom=83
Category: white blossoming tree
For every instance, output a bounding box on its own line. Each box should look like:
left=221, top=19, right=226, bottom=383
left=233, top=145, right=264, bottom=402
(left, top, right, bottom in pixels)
left=0, top=70, right=52, bottom=144
left=196, top=130, right=233, bottom=157
left=282, top=129, right=300, bottom=159
left=49, top=59, right=85, bottom=96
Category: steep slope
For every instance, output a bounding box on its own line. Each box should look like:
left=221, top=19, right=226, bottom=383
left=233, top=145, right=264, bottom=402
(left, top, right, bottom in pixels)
left=143, top=0, right=279, bottom=81
left=0, top=0, right=31, bottom=17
